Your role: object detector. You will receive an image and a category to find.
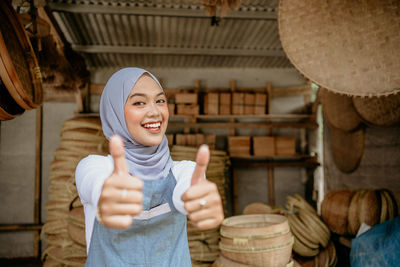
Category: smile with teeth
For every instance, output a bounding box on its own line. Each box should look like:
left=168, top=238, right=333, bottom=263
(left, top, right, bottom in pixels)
left=142, top=122, right=161, bottom=130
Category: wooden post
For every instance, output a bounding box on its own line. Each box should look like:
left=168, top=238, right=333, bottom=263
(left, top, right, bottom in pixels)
left=232, top=168, right=238, bottom=215
left=34, top=105, right=43, bottom=258
left=266, top=82, right=272, bottom=115
left=230, top=80, right=236, bottom=136
left=268, top=167, right=275, bottom=206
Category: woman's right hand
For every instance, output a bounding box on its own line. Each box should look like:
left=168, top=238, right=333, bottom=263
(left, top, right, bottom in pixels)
left=97, top=135, right=144, bottom=229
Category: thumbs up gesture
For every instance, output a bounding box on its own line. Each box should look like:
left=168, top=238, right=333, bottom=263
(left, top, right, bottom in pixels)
left=97, top=135, right=144, bottom=229
left=181, top=145, right=224, bottom=230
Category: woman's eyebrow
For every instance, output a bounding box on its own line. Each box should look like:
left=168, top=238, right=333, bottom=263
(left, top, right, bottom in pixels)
left=129, top=92, right=165, bottom=99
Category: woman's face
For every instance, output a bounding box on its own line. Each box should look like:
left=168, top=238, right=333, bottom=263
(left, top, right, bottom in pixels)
left=124, top=73, right=169, bottom=146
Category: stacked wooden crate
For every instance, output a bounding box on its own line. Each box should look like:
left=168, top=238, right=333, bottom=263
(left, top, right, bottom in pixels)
left=255, top=93, right=267, bottom=115
left=232, top=93, right=244, bottom=115
left=219, top=93, right=231, bottom=115
left=252, top=136, right=296, bottom=157
left=171, top=133, right=216, bottom=149
left=203, top=93, right=219, bottom=115
left=228, top=136, right=296, bottom=157
left=175, top=93, right=199, bottom=116
left=228, top=136, right=251, bottom=156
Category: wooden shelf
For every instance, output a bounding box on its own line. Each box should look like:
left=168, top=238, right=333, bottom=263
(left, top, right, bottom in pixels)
left=230, top=154, right=319, bottom=168
left=169, top=114, right=317, bottom=129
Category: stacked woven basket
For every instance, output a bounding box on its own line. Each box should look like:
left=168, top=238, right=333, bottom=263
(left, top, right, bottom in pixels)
left=215, top=214, right=294, bottom=267
left=170, top=145, right=230, bottom=266
left=321, top=189, right=399, bottom=236
left=42, top=116, right=108, bottom=267
left=284, top=195, right=337, bottom=267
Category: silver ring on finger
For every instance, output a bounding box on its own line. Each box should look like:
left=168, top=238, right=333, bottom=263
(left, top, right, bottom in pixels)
left=199, top=199, right=207, bottom=208
left=121, top=188, right=128, bottom=198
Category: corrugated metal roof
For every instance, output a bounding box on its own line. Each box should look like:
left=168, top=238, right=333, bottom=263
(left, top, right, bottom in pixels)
left=47, top=0, right=292, bottom=69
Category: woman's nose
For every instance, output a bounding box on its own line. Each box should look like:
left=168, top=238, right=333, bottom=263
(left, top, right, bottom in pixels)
left=146, top=102, right=160, bottom=117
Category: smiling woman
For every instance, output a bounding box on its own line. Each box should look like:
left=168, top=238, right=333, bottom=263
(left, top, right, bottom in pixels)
left=124, top=73, right=169, bottom=147
left=75, top=67, right=224, bottom=266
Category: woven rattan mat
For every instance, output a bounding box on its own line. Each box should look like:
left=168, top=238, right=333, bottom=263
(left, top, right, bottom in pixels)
left=279, top=0, right=400, bottom=97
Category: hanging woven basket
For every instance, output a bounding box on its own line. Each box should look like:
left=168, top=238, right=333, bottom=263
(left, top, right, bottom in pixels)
left=0, top=1, right=43, bottom=110
left=278, top=0, right=400, bottom=97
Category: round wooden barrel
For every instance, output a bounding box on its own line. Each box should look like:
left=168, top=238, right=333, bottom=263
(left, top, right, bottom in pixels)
left=0, top=1, right=43, bottom=110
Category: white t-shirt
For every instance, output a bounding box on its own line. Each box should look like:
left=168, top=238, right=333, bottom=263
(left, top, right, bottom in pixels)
left=75, top=155, right=196, bottom=252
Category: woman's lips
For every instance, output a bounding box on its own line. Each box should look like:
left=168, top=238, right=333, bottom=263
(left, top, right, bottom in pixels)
left=142, top=121, right=161, bottom=133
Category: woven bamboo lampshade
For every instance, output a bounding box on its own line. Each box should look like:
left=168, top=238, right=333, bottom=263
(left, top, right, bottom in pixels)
left=278, top=0, right=400, bottom=97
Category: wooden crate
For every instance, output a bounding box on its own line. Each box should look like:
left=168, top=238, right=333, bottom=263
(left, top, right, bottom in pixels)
left=166, top=134, right=174, bottom=146
left=220, top=93, right=231, bottom=105
left=253, top=137, right=275, bottom=156
left=175, top=93, right=198, bottom=104
left=228, top=136, right=251, bottom=156
left=175, top=134, right=186, bottom=146
left=232, top=104, right=244, bottom=115
left=205, top=134, right=216, bottom=149
left=168, top=103, right=175, bottom=115
left=254, top=93, right=267, bottom=115
left=176, top=104, right=199, bottom=116
left=204, top=93, right=219, bottom=115
left=254, top=105, right=266, bottom=115
left=232, top=93, right=244, bottom=104
left=275, top=137, right=296, bottom=156
left=186, top=134, right=197, bottom=146
left=220, top=104, right=231, bottom=115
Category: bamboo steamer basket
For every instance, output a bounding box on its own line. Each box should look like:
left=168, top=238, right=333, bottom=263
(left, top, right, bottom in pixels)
left=321, top=189, right=354, bottom=235
left=219, top=214, right=293, bottom=266
left=0, top=77, right=24, bottom=120
left=320, top=88, right=362, bottom=132
left=329, top=126, right=365, bottom=173
left=0, top=1, right=43, bottom=110
left=352, top=94, right=400, bottom=126
left=278, top=0, right=400, bottom=97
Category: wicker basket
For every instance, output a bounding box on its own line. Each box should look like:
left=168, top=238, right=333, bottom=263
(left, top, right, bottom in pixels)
left=219, top=214, right=293, bottom=266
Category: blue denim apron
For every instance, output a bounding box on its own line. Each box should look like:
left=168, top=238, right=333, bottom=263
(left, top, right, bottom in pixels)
left=86, top=170, right=191, bottom=267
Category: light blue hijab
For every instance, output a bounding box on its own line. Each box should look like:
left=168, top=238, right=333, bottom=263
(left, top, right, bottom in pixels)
left=100, top=67, right=172, bottom=180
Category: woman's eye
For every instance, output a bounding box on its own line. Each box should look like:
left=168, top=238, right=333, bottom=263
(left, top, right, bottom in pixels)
left=133, top=101, right=145, bottom=106
left=156, top=99, right=166, bottom=104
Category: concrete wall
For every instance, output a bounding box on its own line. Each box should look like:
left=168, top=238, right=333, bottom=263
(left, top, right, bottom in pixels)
left=0, top=67, right=311, bottom=257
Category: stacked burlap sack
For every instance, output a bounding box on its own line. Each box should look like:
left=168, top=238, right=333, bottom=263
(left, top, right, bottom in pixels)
left=321, top=189, right=399, bottom=236
left=42, top=116, right=108, bottom=267
left=170, top=145, right=230, bottom=267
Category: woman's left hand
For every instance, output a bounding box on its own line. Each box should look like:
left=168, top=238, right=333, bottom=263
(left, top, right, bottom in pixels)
left=181, top=145, right=224, bottom=230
